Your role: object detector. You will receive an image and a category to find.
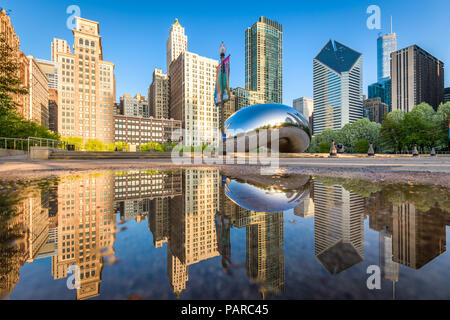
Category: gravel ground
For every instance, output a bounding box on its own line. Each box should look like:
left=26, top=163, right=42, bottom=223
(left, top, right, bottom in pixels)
left=0, top=156, right=449, bottom=187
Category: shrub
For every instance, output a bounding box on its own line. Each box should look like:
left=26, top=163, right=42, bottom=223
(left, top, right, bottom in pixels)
left=318, top=142, right=331, bottom=153
left=140, top=141, right=164, bottom=152
left=107, top=141, right=129, bottom=151
left=354, top=139, right=370, bottom=153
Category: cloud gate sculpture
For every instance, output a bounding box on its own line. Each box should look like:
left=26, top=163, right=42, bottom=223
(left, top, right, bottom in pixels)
left=224, top=103, right=311, bottom=153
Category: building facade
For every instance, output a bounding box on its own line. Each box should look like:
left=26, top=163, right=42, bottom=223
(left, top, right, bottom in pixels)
left=148, top=68, right=170, bottom=119
left=120, top=93, right=148, bottom=118
left=169, top=51, right=219, bottom=147
left=53, top=17, right=116, bottom=143
left=166, top=18, right=187, bottom=72
left=391, top=45, right=445, bottom=112
left=444, top=87, right=450, bottom=103
left=363, top=97, right=388, bottom=123
left=51, top=38, right=71, bottom=62
left=27, top=56, right=49, bottom=127
left=368, top=78, right=391, bottom=109
left=114, top=115, right=181, bottom=147
left=245, top=17, right=283, bottom=104
left=313, top=40, right=363, bottom=135
left=293, top=97, right=314, bottom=120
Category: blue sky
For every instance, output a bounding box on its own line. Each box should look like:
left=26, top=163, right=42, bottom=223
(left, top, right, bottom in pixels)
left=3, top=0, right=450, bottom=106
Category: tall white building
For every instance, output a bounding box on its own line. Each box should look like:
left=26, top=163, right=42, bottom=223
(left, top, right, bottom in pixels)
left=54, top=17, right=116, bottom=143
left=313, top=40, right=363, bottom=135
left=166, top=18, right=187, bottom=72
left=169, top=51, right=219, bottom=147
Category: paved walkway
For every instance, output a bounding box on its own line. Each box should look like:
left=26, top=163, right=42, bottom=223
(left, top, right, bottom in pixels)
left=0, top=155, right=449, bottom=186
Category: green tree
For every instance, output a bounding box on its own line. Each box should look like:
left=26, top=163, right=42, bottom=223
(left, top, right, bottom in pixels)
left=0, top=33, right=28, bottom=116
left=84, top=139, right=106, bottom=151
left=380, top=110, right=405, bottom=153
left=436, top=102, right=450, bottom=149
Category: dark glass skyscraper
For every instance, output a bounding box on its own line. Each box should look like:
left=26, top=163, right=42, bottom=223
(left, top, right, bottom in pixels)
left=245, top=17, right=283, bottom=104
left=391, top=45, right=445, bottom=111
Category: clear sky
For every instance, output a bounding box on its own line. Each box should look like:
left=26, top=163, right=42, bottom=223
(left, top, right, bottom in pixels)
left=2, top=0, right=450, bottom=106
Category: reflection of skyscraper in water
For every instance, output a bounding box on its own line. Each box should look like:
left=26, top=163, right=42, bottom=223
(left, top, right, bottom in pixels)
left=314, top=181, right=365, bottom=274
left=245, top=211, right=284, bottom=299
left=0, top=187, right=50, bottom=297
left=51, top=174, right=116, bottom=300
left=379, top=228, right=399, bottom=298
left=392, top=203, right=446, bottom=269
left=149, top=198, right=170, bottom=248
left=166, top=169, right=220, bottom=296
left=294, top=187, right=315, bottom=218
left=220, top=178, right=286, bottom=299
left=379, top=229, right=399, bottom=281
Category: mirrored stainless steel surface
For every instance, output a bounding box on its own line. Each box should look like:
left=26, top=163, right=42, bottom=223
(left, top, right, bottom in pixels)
left=224, top=103, right=311, bottom=153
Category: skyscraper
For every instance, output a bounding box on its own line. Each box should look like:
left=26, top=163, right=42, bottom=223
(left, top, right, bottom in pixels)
left=313, top=40, right=363, bottom=135
left=166, top=18, right=187, bottom=72
left=169, top=51, right=219, bottom=146
left=391, top=45, right=445, bottom=111
left=54, top=17, right=116, bottom=143
left=148, top=68, right=170, bottom=119
left=245, top=17, right=283, bottom=104
left=377, top=24, right=397, bottom=82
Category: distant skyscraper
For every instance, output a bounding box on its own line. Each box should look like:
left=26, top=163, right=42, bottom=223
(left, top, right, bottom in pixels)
left=391, top=45, right=444, bottom=111
left=313, top=40, right=363, bottom=135
left=444, top=87, right=450, bottom=103
left=149, top=68, right=170, bottom=119
left=377, top=21, right=397, bottom=82
left=166, top=18, right=187, bottom=72
left=54, top=17, right=116, bottom=143
left=245, top=17, right=283, bottom=103
left=169, top=51, right=219, bottom=146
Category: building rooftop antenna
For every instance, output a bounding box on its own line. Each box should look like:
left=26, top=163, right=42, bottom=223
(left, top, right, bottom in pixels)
left=390, top=16, right=393, bottom=34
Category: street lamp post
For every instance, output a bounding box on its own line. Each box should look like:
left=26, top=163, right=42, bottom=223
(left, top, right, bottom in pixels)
left=219, top=42, right=226, bottom=156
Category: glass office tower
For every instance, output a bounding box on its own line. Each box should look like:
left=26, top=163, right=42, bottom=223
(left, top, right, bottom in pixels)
left=245, top=16, right=283, bottom=104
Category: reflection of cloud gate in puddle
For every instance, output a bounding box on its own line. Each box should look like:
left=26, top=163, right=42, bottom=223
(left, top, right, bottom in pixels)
left=224, top=175, right=311, bottom=212
left=224, top=103, right=312, bottom=153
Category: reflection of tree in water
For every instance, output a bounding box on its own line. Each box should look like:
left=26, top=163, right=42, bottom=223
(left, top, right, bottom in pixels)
left=315, top=176, right=450, bottom=214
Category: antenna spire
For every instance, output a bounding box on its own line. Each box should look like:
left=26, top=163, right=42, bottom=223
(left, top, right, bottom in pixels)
left=390, top=16, right=393, bottom=34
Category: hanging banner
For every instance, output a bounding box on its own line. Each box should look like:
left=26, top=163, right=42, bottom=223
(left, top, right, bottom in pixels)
left=214, top=55, right=231, bottom=106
